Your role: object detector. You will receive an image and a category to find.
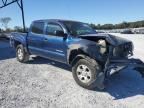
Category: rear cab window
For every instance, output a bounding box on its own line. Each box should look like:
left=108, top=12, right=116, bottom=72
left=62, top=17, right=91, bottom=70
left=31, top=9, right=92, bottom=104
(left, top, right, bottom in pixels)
left=31, top=22, right=45, bottom=34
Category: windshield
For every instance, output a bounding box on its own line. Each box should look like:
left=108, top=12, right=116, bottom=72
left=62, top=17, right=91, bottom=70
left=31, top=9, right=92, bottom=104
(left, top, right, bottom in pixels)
left=61, top=21, right=97, bottom=36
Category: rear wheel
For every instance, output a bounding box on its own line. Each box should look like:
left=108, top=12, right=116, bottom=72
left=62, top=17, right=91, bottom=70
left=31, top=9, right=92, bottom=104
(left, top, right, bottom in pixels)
left=72, top=57, right=104, bottom=90
left=16, top=44, right=29, bottom=63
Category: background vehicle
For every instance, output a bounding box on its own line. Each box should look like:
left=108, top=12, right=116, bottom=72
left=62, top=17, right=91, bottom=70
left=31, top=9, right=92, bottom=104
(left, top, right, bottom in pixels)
left=0, top=33, right=10, bottom=39
left=121, top=29, right=133, bottom=34
left=10, top=19, right=144, bottom=90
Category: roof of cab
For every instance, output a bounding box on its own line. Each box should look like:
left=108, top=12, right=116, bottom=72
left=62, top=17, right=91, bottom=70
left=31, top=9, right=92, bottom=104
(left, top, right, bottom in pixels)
left=33, top=19, right=81, bottom=23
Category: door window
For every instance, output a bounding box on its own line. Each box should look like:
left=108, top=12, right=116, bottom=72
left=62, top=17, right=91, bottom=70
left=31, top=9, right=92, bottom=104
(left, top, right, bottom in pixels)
left=46, top=23, right=64, bottom=37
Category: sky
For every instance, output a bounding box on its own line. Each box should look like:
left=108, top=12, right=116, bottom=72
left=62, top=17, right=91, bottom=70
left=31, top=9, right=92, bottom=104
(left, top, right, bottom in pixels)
left=0, top=0, right=144, bottom=28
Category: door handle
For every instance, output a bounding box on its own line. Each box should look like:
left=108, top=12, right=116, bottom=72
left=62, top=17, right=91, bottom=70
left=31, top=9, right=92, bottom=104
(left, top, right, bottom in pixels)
left=44, top=38, right=48, bottom=41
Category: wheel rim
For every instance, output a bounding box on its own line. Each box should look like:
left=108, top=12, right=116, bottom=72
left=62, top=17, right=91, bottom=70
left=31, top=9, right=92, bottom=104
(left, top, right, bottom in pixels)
left=17, top=48, right=23, bottom=60
left=76, top=64, right=92, bottom=84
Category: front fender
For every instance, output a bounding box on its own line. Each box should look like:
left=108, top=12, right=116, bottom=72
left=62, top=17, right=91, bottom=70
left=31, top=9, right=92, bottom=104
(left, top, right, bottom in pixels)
left=80, top=45, right=103, bottom=61
left=67, top=39, right=104, bottom=64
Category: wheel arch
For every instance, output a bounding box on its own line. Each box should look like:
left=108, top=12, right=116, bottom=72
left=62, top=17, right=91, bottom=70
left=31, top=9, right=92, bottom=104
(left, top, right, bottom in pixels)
left=68, top=49, right=89, bottom=65
left=14, top=41, right=22, bottom=48
left=68, top=48, right=103, bottom=67
left=14, top=41, right=29, bottom=53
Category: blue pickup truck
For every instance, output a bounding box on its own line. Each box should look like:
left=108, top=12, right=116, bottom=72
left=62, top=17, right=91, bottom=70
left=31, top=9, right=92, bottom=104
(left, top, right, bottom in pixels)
left=10, top=19, right=144, bottom=90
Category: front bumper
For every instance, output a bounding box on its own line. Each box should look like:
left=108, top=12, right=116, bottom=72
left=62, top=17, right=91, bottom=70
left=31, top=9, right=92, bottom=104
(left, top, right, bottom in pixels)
left=88, top=57, right=144, bottom=90
left=106, top=58, right=144, bottom=77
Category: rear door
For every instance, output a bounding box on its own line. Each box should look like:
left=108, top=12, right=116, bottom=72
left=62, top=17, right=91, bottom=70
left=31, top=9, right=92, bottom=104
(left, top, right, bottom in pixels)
left=42, top=22, right=67, bottom=63
left=27, top=21, right=45, bottom=56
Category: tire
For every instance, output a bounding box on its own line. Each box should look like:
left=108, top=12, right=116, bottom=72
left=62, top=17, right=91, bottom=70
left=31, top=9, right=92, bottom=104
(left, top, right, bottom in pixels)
left=16, top=44, right=29, bottom=63
left=72, top=57, right=104, bottom=90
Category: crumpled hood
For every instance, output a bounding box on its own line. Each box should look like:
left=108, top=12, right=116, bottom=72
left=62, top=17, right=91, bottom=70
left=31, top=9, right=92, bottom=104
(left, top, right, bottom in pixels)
left=79, top=33, right=132, bottom=46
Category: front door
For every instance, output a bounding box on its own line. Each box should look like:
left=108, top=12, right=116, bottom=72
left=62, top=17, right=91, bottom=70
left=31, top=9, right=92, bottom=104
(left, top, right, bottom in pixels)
left=43, top=22, right=67, bottom=63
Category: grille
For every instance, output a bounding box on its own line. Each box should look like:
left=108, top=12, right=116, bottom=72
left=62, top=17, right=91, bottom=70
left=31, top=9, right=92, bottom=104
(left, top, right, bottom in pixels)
left=113, top=42, right=133, bottom=57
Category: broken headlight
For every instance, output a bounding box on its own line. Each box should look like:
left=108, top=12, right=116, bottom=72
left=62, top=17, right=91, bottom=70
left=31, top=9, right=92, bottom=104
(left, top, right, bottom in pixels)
left=98, top=39, right=107, bottom=54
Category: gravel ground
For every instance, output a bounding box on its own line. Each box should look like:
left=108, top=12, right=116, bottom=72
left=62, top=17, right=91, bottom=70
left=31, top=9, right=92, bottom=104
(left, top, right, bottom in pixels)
left=0, top=34, right=144, bottom=108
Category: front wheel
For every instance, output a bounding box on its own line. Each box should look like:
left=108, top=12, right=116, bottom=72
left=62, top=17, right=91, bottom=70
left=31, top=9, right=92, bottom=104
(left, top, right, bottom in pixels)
left=72, top=57, right=105, bottom=90
left=16, top=44, right=29, bottom=63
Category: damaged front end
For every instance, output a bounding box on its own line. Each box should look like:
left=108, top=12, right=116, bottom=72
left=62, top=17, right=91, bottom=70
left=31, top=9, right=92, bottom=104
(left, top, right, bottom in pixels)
left=79, top=34, right=144, bottom=89
left=104, top=35, right=144, bottom=78
left=103, top=35, right=144, bottom=78
left=97, top=44, right=144, bottom=90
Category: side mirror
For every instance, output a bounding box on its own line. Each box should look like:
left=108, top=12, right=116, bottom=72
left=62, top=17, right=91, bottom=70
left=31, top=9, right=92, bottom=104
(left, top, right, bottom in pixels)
left=55, top=30, right=67, bottom=39
left=55, top=30, right=64, bottom=36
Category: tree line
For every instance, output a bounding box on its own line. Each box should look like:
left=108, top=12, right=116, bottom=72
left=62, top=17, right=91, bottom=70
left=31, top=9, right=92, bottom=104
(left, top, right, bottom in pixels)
left=90, top=20, right=144, bottom=30
left=0, top=17, right=25, bottom=33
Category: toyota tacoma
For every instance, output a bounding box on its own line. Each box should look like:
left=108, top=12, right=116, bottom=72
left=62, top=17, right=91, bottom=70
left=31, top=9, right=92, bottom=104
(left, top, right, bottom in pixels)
left=10, top=19, right=144, bottom=90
